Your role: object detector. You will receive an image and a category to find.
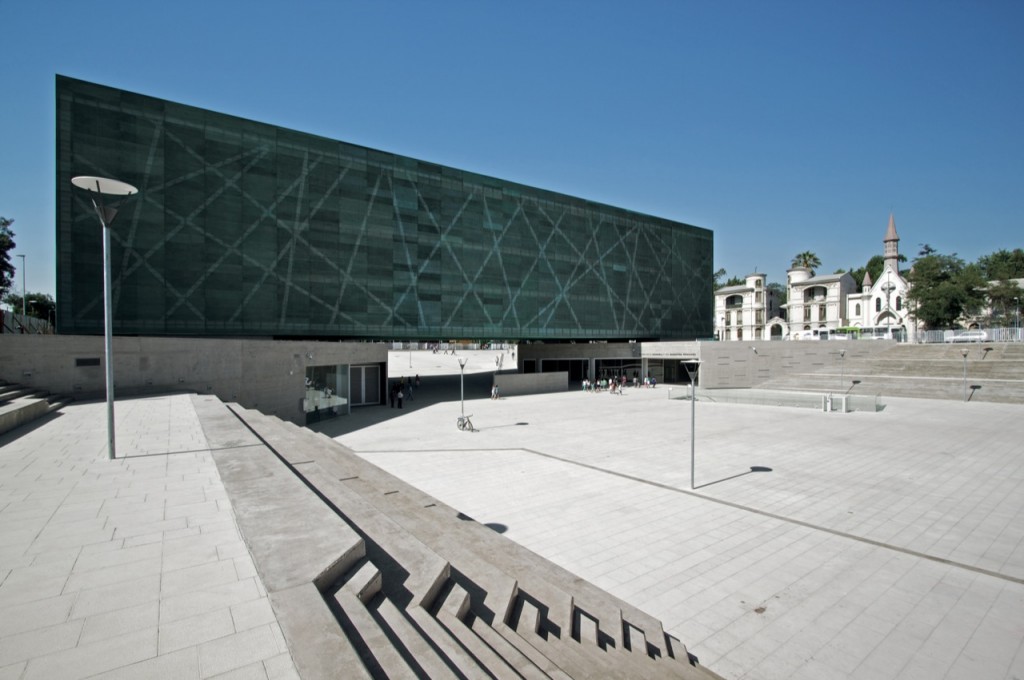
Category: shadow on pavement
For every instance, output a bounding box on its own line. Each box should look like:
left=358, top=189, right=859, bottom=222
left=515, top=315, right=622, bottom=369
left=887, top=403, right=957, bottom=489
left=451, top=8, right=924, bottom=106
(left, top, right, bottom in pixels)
left=695, top=465, right=773, bottom=490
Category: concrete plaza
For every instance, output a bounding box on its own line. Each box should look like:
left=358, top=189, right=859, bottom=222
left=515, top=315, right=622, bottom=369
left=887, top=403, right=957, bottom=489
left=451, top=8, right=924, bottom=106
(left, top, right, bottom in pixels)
left=0, top=348, right=1022, bottom=679
left=319, top=350, right=1024, bottom=680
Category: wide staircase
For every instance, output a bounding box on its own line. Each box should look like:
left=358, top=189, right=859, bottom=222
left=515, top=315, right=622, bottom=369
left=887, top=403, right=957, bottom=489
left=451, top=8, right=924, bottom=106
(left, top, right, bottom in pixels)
left=755, top=342, right=1024, bottom=403
left=0, top=382, right=72, bottom=435
left=197, top=395, right=722, bottom=680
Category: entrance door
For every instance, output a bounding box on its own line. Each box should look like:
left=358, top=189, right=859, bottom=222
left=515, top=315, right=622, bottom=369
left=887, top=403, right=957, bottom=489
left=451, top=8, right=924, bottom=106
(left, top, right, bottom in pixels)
left=351, top=365, right=381, bottom=406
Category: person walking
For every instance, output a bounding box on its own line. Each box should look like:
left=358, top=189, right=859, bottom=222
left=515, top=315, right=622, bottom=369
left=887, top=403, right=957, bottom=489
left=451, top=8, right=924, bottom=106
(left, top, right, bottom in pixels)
left=397, top=384, right=404, bottom=409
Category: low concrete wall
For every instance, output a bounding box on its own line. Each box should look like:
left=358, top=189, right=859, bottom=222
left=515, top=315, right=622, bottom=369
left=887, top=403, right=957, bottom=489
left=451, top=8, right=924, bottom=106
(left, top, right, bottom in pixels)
left=698, top=340, right=896, bottom=388
left=494, top=371, right=568, bottom=397
left=639, top=339, right=896, bottom=388
left=0, top=335, right=387, bottom=425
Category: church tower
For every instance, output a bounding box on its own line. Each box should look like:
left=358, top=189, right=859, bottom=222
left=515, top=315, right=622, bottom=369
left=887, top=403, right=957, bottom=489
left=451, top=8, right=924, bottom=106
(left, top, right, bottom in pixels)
left=884, top=213, right=900, bottom=273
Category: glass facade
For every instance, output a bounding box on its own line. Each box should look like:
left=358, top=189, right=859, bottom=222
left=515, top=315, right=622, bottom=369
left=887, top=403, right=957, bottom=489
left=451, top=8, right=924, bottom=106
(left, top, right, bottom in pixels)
left=57, top=76, right=713, bottom=340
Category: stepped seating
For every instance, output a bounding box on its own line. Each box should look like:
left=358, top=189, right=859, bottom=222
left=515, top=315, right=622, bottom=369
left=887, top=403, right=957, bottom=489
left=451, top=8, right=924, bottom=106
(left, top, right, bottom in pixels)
left=755, top=343, right=1024, bottom=403
left=214, top=399, right=722, bottom=680
left=0, top=382, right=72, bottom=435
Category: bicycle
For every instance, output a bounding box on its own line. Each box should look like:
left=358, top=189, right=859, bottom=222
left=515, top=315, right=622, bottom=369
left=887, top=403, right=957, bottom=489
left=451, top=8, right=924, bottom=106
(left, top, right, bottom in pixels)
left=456, top=414, right=475, bottom=431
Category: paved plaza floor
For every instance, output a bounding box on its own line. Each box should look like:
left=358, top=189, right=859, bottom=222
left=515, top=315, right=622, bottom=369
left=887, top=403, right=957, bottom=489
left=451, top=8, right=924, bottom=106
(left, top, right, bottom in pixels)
left=318, top=350, right=1024, bottom=680
left=0, top=395, right=298, bottom=680
left=1, top=348, right=1022, bottom=680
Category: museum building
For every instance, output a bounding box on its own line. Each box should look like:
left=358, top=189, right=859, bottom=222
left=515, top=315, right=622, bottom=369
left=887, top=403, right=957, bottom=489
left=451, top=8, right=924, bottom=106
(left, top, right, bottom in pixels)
left=57, top=76, right=712, bottom=343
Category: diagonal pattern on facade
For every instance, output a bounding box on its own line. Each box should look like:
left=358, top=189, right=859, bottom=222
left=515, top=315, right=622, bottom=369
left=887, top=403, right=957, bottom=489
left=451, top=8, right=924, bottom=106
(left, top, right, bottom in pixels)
left=57, top=76, right=712, bottom=340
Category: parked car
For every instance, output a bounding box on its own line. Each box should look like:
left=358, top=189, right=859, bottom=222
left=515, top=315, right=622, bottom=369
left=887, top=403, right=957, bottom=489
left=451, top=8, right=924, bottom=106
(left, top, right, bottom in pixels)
left=945, top=329, right=988, bottom=343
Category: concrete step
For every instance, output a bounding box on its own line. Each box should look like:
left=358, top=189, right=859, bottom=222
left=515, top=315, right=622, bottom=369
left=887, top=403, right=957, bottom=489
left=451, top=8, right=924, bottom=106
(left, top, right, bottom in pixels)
left=0, top=395, right=53, bottom=436
left=486, top=618, right=574, bottom=680
left=288, top=424, right=695, bottom=672
left=333, top=588, right=419, bottom=679
left=433, top=584, right=528, bottom=680
left=374, top=597, right=463, bottom=680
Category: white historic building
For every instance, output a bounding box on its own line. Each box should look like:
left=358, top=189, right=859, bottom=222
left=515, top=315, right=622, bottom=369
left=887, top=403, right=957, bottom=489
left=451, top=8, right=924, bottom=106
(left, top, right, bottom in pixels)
left=784, top=269, right=856, bottom=338
left=713, top=273, right=783, bottom=341
left=846, top=214, right=913, bottom=339
left=715, top=214, right=926, bottom=341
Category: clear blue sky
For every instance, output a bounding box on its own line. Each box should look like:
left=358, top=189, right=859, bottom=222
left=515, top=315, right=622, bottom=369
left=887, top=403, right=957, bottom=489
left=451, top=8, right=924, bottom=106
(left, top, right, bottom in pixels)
left=2, top=0, right=1022, bottom=299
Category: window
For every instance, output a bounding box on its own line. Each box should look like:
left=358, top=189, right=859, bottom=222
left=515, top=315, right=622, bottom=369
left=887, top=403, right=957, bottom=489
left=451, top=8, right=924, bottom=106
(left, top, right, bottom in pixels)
left=896, top=296, right=902, bottom=311
left=875, top=298, right=881, bottom=312
left=755, top=279, right=762, bottom=288
left=855, top=303, right=861, bottom=316
left=818, top=305, right=827, bottom=321
left=803, top=307, right=811, bottom=322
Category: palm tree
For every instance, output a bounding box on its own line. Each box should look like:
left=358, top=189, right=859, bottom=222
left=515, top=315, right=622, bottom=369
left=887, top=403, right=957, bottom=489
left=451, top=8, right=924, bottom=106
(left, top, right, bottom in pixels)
left=791, top=251, right=821, bottom=274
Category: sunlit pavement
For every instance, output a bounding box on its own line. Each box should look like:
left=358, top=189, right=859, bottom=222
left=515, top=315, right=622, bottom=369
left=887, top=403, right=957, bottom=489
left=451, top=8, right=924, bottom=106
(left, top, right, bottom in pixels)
left=324, top=350, right=1024, bottom=680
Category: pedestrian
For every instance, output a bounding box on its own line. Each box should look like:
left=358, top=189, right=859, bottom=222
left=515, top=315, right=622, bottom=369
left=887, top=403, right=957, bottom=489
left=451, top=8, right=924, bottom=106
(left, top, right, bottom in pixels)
left=415, top=374, right=421, bottom=388
left=407, top=380, right=414, bottom=401
left=389, top=382, right=396, bottom=407
left=491, top=384, right=499, bottom=400
left=397, top=384, right=404, bottom=409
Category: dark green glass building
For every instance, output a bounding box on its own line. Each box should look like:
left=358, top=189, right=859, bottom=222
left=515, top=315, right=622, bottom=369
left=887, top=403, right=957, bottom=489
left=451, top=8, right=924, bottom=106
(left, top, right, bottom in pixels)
left=57, top=76, right=712, bottom=341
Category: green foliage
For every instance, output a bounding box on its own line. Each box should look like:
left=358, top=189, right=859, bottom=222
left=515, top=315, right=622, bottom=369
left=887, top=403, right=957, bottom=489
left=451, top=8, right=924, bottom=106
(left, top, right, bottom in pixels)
left=985, top=279, right=1022, bottom=323
left=767, top=281, right=787, bottom=307
left=976, top=248, right=1024, bottom=280
left=791, top=251, right=821, bottom=274
left=3, top=291, right=55, bottom=322
left=906, top=250, right=986, bottom=329
left=0, top=217, right=16, bottom=299
left=724, top=275, right=744, bottom=287
left=713, top=268, right=728, bottom=290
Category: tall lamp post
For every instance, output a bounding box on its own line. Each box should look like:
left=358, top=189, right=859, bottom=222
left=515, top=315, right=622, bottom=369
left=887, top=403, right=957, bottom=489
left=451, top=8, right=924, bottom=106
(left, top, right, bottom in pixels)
left=838, top=348, right=846, bottom=388
left=682, top=360, right=701, bottom=489
left=457, top=357, right=467, bottom=417
left=960, top=348, right=969, bottom=402
left=71, top=176, right=138, bottom=460
left=1015, top=297, right=1020, bottom=341
left=16, top=254, right=26, bottom=319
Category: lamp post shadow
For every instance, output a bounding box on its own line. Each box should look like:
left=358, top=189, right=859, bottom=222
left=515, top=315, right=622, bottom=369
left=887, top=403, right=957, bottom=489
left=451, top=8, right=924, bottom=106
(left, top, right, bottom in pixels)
left=694, top=466, right=773, bottom=490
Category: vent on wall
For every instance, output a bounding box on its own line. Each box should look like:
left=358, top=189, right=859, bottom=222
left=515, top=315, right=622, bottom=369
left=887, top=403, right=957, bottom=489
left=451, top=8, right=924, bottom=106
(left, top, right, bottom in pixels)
left=75, top=358, right=101, bottom=367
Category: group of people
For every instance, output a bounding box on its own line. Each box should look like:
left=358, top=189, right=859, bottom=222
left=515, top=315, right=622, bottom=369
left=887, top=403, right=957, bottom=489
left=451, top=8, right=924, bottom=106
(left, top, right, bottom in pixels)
left=582, top=373, right=657, bottom=394
left=389, top=375, right=421, bottom=408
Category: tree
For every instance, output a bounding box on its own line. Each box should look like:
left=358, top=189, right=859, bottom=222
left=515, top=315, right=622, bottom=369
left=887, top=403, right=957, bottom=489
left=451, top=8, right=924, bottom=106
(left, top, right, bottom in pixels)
left=906, top=249, right=986, bottom=329
left=985, top=279, right=1022, bottom=324
left=713, top=268, right=728, bottom=290
left=0, top=217, right=16, bottom=300
left=724, top=275, right=744, bottom=287
left=2, top=291, right=55, bottom=322
left=791, top=251, right=821, bottom=274
left=977, top=248, right=1024, bottom=280
left=767, top=281, right=787, bottom=309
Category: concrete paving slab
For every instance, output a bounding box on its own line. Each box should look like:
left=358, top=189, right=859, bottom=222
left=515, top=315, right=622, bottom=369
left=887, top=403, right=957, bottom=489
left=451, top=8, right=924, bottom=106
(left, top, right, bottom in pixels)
left=314, top=350, right=1024, bottom=680
left=0, top=394, right=300, bottom=680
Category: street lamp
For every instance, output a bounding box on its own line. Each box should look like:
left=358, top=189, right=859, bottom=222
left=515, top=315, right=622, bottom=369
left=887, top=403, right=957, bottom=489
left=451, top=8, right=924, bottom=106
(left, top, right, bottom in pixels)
left=960, top=348, right=969, bottom=402
left=71, top=176, right=138, bottom=460
left=1015, top=297, right=1020, bottom=340
left=838, top=348, right=846, bottom=388
left=16, top=254, right=25, bottom=320
left=682, top=360, right=701, bottom=489
left=457, top=356, right=467, bottom=417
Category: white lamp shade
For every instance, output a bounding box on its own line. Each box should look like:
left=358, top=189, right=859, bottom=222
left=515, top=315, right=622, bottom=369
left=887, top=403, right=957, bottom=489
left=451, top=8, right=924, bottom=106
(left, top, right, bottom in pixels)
left=71, top=176, right=138, bottom=196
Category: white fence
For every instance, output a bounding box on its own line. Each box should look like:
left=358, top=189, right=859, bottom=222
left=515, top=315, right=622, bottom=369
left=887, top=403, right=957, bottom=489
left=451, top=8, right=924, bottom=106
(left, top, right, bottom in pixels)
left=917, top=326, right=1023, bottom=344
